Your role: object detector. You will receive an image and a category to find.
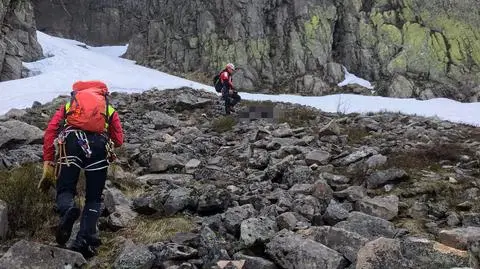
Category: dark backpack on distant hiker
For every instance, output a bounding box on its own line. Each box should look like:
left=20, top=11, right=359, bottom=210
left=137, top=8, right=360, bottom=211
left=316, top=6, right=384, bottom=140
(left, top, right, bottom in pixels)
left=213, top=73, right=222, bottom=93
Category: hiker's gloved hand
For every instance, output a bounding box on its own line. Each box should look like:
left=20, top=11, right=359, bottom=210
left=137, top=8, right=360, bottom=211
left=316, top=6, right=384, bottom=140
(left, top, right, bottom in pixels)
left=38, top=161, right=56, bottom=192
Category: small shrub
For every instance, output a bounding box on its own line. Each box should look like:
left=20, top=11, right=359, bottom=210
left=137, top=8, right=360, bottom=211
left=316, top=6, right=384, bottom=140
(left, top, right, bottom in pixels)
left=278, top=107, right=316, bottom=127
left=385, top=142, right=469, bottom=171
left=345, top=126, right=370, bottom=144
left=0, top=164, right=56, bottom=239
left=124, top=215, right=194, bottom=244
left=212, top=116, right=236, bottom=133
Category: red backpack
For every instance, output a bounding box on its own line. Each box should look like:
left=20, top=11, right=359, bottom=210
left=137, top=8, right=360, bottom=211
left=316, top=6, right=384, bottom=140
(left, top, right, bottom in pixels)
left=64, top=80, right=110, bottom=133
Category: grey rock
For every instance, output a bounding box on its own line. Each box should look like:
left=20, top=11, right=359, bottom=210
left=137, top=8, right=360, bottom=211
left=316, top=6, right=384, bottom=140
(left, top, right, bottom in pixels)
left=311, top=180, right=334, bottom=204
left=334, top=211, right=396, bottom=240
left=0, top=120, right=44, bottom=148
left=367, top=168, right=409, bottom=189
left=104, top=185, right=138, bottom=230
left=333, top=186, right=367, bottom=202
left=323, top=199, right=349, bottom=225
left=318, top=120, right=342, bottom=136
left=462, top=213, right=480, bottom=227
left=175, top=93, right=212, bottom=111
left=148, top=242, right=198, bottom=261
left=265, top=230, right=348, bottom=269
left=299, top=226, right=369, bottom=263
left=272, top=123, right=293, bottom=138
left=114, top=239, right=156, bottom=269
left=388, top=74, right=415, bottom=98
left=197, top=185, right=232, bottom=215
left=232, top=252, right=278, bottom=269
left=141, top=174, right=193, bottom=186
left=4, top=109, right=27, bottom=119
left=164, top=187, right=194, bottom=216
left=263, top=155, right=294, bottom=182
left=336, top=146, right=378, bottom=166
left=248, top=150, right=271, bottom=170
left=240, top=217, right=278, bottom=247
left=282, top=165, right=315, bottom=187
left=356, top=237, right=409, bottom=269
left=438, top=227, right=480, bottom=250
left=150, top=153, right=186, bottom=172
left=292, top=195, right=322, bottom=221
left=222, top=204, right=257, bottom=235
left=276, top=212, right=298, bottom=231
left=0, top=240, right=86, bottom=269
left=401, top=237, right=469, bottom=268
left=0, top=200, right=7, bottom=240
left=305, top=150, right=331, bottom=166
left=145, top=111, right=180, bottom=129
left=185, top=159, right=201, bottom=174
left=447, top=212, right=461, bottom=227
left=356, top=195, right=399, bottom=220
left=198, top=226, right=230, bottom=267
left=321, top=172, right=351, bottom=190
left=365, top=154, right=388, bottom=169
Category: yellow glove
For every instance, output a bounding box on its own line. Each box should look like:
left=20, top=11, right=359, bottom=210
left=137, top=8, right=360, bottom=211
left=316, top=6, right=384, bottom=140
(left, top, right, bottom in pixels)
left=38, top=161, right=56, bottom=192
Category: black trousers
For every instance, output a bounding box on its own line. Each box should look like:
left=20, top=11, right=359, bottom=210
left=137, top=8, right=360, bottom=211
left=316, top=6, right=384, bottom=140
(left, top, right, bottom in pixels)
left=56, top=130, right=109, bottom=243
left=222, top=86, right=241, bottom=113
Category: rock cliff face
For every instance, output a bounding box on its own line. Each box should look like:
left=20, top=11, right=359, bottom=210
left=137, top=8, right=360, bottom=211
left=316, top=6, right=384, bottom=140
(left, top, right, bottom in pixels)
left=32, top=0, right=147, bottom=46
left=32, top=0, right=480, bottom=101
left=124, top=0, right=480, bottom=101
left=0, top=0, right=43, bottom=81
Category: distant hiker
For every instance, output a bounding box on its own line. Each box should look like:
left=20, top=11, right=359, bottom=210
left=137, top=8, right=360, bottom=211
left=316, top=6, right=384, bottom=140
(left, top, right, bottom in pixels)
left=40, top=80, right=124, bottom=258
left=213, top=63, right=241, bottom=114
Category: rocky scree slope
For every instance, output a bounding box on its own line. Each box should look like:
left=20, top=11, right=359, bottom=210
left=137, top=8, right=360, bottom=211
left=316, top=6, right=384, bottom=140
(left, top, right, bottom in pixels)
left=33, top=0, right=480, bottom=101
left=1, top=88, right=480, bottom=268
left=0, top=0, right=43, bottom=82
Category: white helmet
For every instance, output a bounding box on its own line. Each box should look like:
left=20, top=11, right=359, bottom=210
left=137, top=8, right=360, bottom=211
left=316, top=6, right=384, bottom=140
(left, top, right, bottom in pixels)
left=226, top=63, right=235, bottom=70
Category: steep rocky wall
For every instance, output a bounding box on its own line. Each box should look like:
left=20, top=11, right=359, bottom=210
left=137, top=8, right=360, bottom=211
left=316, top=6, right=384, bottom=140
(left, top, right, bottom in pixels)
left=123, top=0, right=480, bottom=101
left=336, top=0, right=480, bottom=101
left=32, top=0, right=148, bottom=46
left=0, top=0, right=43, bottom=81
left=125, top=0, right=344, bottom=96
left=31, top=0, right=480, bottom=101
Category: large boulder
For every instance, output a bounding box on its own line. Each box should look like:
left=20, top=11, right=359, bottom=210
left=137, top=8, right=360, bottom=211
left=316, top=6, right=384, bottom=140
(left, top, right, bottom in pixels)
left=0, top=240, right=87, bottom=268
left=299, top=226, right=369, bottom=264
left=113, top=239, right=156, bottom=269
left=334, top=212, right=396, bottom=240
left=265, top=230, right=349, bottom=269
left=0, top=120, right=44, bottom=148
left=103, top=184, right=138, bottom=230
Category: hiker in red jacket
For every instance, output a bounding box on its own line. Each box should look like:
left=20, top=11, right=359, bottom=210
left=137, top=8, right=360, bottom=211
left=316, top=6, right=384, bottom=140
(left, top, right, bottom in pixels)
left=219, top=63, right=241, bottom=114
left=41, top=80, right=124, bottom=258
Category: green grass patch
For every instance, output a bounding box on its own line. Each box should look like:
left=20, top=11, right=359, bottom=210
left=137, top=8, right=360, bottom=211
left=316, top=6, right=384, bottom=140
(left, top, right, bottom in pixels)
left=212, top=116, right=236, bottom=133
left=345, top=126, right=370, bottom=144
left=0, top=164, right=56, bottom=240
left=278, top=107, right=317, bottom=128
left=124, top=215, right=195, bottom=244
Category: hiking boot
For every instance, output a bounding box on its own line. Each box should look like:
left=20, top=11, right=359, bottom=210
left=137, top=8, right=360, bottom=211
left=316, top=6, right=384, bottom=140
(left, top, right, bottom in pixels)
left=55, top=206, right=80, bottom=246
left=229, top=106, right=235, bottom=113
left=70, top=238, right=97, bottom=259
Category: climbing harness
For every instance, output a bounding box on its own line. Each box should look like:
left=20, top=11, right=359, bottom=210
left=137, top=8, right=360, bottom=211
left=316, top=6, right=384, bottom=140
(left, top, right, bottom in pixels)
left=75, top=130, right=93, bottom=158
